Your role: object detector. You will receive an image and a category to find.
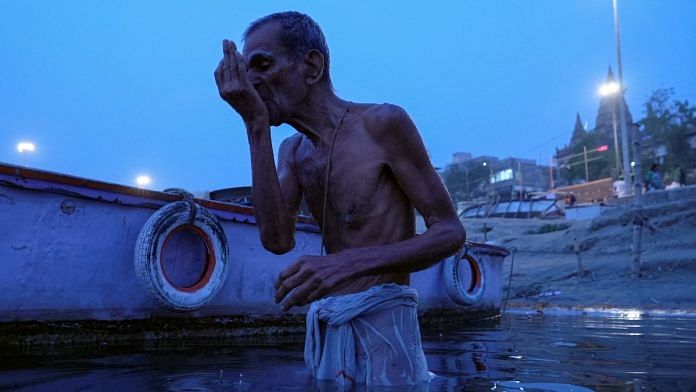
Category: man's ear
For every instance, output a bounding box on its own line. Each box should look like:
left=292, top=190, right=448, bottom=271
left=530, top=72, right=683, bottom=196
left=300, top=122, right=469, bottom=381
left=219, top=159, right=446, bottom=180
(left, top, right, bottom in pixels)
left=303, top=49, right=325, bottom=85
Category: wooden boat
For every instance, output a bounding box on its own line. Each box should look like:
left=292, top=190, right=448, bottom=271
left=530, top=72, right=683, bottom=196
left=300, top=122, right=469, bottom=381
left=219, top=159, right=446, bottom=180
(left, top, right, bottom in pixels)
left=0, top=162, right=508, bottom=344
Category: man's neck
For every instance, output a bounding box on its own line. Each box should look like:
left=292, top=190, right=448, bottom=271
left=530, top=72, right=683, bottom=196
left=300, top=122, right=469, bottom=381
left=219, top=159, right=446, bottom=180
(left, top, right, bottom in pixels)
left=287, top=88, right=349, bottom=147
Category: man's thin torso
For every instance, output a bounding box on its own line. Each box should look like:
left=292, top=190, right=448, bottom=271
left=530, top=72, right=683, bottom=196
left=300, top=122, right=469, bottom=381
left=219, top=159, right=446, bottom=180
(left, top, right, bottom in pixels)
left=284, top=103, right=414, bottom=294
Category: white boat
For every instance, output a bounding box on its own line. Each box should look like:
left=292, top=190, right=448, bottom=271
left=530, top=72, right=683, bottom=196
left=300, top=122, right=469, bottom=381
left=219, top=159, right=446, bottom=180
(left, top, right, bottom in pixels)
left=0, top=162, right=508, bottom=344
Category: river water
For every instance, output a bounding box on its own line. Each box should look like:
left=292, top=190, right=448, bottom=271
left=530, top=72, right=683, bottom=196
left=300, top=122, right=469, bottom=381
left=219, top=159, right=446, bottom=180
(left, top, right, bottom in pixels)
left=2, top=313, right=695, bottom=391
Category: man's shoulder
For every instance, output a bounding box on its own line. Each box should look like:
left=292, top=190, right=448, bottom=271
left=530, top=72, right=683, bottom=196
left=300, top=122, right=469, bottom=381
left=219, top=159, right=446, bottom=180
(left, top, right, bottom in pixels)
left=280, top=132, right=303, bottom=150
left=278, top=133, right=304, bottom=163
left=356, top=102, right=413, bottom=139
left=359, top=102, right=409, bottom=124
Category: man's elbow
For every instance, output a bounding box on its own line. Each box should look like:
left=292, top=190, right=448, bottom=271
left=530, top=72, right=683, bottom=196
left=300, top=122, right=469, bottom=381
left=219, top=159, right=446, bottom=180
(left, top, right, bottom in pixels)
left=447, top=220, right=467, bottom=251
left=261, top=235, right=295, bottom=255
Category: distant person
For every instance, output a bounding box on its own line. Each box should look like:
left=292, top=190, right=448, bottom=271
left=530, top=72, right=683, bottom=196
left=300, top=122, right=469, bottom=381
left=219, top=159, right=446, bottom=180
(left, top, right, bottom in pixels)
left=645, top=163, right=665, bottom=191
left=677, top=166, right=687, bottom=187
left=214, top=11, right=465, bottom=387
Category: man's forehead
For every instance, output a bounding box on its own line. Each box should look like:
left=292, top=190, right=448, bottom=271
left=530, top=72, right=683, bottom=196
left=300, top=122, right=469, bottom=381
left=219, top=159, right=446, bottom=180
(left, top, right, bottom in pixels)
left=242, top=21, right=287, bottom=57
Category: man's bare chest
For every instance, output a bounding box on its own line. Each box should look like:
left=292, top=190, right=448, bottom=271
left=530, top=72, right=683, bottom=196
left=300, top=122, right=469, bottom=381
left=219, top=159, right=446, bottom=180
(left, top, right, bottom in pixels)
left=293, top=137, right=389, bottom=224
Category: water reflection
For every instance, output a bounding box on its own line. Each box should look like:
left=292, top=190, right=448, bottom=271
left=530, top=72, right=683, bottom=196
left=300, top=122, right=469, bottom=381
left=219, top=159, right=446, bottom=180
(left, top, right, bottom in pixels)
left=1, top=314, right=696, bottom=391
left=425, top=314, right=696, bottom=390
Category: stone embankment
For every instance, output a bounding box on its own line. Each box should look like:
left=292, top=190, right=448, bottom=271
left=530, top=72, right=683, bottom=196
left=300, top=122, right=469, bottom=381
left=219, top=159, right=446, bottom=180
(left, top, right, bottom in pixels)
left=462, top=185, right=696, bottom=312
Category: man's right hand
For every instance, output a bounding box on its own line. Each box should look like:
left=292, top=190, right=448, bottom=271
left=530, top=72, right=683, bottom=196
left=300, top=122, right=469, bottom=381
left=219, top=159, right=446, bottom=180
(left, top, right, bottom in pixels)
left=214, top=39, right=269, bottom=127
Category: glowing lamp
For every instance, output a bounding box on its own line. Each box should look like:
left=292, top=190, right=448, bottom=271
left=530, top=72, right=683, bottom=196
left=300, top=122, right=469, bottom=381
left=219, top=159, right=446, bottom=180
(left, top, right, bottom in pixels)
left=136, top=175, right=151, bottom=187
left=17, top=142, right=36, bottom=153
left=599, top=82, right=620, bottom=96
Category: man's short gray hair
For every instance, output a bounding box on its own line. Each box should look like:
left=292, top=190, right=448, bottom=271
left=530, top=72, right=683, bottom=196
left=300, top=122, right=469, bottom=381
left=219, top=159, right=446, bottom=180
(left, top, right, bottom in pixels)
left=243, top=11, right=331, bottom=85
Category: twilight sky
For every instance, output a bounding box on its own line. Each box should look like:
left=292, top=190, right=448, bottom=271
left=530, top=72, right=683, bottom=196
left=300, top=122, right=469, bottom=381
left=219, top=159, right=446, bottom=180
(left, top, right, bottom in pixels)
left=2, top=1, right=695, bottom=192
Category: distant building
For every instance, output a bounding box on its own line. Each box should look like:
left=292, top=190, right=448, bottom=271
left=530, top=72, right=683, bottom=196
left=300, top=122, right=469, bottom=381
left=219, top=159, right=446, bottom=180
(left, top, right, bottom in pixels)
left=594, top=68, right=634, bottom=138
left=555, top=67, right=635, bottom=184
left=487, top=157, right=551, bottom=199
left=451, top=152, right=472, bottom=164
left=555, top=68, right=696, bottom=187
left=447, top=152, right=551, bottom=201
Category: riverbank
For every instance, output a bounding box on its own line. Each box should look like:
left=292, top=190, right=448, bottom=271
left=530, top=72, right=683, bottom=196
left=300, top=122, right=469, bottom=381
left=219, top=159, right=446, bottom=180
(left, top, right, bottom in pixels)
left=459, top=190, right=696, bottom=312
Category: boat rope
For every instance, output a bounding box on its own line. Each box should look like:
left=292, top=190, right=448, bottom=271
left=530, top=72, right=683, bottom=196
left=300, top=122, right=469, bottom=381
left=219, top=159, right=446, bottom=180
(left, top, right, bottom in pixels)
left=184, top=193, right=198, bottom=226
left=320, top=101, right=351, bottom=256
left=456, top=243, right=469, bottom=263
left=163, top=188, right=197, bottom=226
left=502, top=247, right=516, bottom=313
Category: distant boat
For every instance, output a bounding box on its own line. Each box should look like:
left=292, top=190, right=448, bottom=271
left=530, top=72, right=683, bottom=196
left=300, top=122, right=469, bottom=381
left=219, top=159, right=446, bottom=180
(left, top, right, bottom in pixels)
left=0, top=162, right=508, bottom=344
left=459, top=194, right=564, bottom=219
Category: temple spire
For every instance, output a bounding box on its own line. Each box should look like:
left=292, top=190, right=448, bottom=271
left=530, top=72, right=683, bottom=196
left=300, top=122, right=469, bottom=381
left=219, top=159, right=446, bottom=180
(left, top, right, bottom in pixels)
left=596, top=66, right=633, bottom=136
left=571, top=113, right=586, bottom=144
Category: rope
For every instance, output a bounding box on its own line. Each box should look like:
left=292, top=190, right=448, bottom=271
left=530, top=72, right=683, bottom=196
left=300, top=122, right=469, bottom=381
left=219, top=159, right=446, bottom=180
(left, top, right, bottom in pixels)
left=184, top=194, right=197, bottom=226
left=163, top=188, right=197, bottom=226
left=502, top=247, right=516, bottom=313
left=320, top=102, right=351, bottom=256
left=633, top=213, right=696, bottom=247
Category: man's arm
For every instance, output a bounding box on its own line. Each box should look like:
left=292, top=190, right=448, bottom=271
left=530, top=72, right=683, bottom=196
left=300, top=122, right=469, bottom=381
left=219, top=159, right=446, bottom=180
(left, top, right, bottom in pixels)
left=274, top=104, right=465, bottom=309
left=362, top=104, right=467, bottom=273
left=246, top=128, right=301, bottom=254
left=214, top=40, right=299, bottom=254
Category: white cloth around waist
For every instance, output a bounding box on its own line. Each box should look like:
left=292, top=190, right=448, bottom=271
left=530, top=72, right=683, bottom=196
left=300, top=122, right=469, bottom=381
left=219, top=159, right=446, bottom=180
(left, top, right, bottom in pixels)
left=305, top=283, right=430, bottom=388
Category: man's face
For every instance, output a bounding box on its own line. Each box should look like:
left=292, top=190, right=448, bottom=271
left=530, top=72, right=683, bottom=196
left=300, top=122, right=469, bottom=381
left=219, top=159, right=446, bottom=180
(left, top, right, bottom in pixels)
left=243, top=22, right=307, bottom=126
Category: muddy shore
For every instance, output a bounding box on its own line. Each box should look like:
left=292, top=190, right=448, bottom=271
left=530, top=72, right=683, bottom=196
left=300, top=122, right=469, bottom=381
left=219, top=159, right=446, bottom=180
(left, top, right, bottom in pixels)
left=456, top=190, right=696, bottom=313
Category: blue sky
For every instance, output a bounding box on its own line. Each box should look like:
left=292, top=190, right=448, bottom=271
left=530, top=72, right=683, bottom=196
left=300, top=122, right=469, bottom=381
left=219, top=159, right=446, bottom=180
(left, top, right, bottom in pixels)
left=2, top=1, right=695, bottom=192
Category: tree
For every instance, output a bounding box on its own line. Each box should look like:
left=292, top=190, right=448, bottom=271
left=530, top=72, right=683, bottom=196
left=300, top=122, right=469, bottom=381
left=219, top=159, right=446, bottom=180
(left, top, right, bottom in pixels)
left=441, top=163, right=467, bottom=202
left=441, top=161, right=491, bottom=203
left=640, top=88, right=696, bottom=183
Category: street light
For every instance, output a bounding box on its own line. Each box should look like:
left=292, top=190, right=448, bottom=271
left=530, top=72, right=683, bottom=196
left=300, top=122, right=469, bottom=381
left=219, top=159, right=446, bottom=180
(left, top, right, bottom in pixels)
left=16, top=142, right=36, bottom=153
left=611, top=0, right=643, bottom=276
left=136, top=175, right=151, bottom=188
left=16, top=141, right=36, bottom=166
left=599, top=81, right=623, bottom=178
left=611, top=0, right=633, bottom=194
left=598, top=81, right=620, bottom=96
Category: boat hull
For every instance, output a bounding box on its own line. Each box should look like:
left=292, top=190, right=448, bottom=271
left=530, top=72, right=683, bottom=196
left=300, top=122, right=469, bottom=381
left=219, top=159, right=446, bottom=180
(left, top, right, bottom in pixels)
left=0, top=163, right=508, bottom=336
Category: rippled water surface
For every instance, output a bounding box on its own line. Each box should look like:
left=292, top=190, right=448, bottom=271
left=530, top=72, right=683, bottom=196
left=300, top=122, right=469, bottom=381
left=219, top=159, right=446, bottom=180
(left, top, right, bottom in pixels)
left=2, top=313, right=696, bottom=391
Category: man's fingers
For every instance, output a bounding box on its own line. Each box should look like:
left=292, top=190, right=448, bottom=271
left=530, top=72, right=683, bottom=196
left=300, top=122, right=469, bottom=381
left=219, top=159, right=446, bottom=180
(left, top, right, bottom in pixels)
left=223, top=40, right=240, bottom=77
left=233, top=50, right=250, bottom=85
left=281, top=279, right=321, bottom=311
left=222, top=39, right=232, bottom=64
left=214, top=60, right=223, bottom=86
left=275, top=262, right=302, bottom=290
left=274, top=269, right=310, bottom=304
left=229, top=41, right=243, bottom=80
left=221, top=40, right=235, bottom=79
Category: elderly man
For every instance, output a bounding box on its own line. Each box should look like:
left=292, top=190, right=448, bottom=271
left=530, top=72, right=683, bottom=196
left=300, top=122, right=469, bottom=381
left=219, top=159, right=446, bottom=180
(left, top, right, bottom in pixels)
left=214, top=11, right=465, bottom=387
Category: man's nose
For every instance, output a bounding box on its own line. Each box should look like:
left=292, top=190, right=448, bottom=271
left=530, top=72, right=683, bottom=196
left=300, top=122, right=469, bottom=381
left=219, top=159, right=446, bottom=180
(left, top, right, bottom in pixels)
left=246, top=70, right=262, bottom=88
left=242, top=60, right=255, bottom=78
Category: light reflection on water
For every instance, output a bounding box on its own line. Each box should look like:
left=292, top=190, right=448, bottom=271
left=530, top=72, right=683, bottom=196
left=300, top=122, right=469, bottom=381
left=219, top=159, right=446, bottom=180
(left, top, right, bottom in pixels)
left=1, top=313, right=696, bottom=391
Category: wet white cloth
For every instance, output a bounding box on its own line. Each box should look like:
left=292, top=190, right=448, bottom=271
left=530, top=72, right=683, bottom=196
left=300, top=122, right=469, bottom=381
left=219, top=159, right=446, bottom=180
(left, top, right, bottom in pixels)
left=304, top=283, right=430, bottom=388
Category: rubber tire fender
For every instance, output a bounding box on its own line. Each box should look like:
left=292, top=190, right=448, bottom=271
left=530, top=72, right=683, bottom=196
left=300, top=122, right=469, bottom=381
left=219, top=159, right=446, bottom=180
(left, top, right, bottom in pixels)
left=134, top=201, right=229, bottom=311
left=443, top=246, right=486, bottom=306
